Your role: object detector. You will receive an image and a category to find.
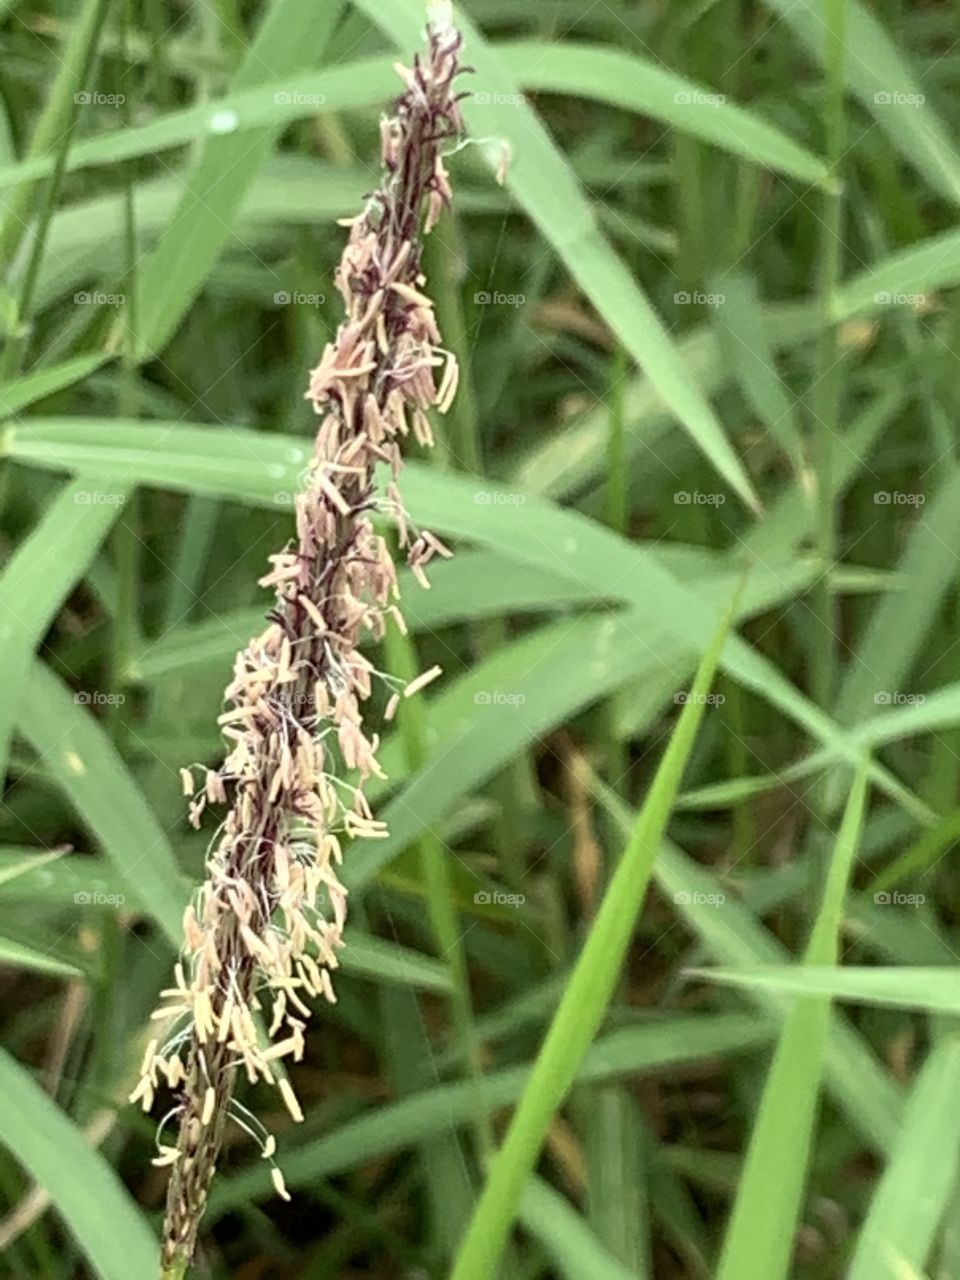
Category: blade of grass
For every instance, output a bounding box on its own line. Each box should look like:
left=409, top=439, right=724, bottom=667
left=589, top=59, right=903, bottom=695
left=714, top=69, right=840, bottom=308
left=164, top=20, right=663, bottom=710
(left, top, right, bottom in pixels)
left=0, top=478, right=128, bottom=780
left=0, top=355, right=108, bottom=415
left=356, top=0, right=759, bottom=510
left=762, top=0, right=960, bottom=203
left=715, top=764, right=869, bottom=1280
left=382, top=607, right=490, bottom=1158
left=711, top=270, right=806, bottom=478
left=119, top=0, right=346, bottom=361
left=848, top=1036, right=960, bottom=1280
left=519, top=1178, right=637, bottom=1280
left=836, top=468, right=960, bottom=725
left=591, top=785, right=904, bottom=1153
left=2, top=418, right=929, bottom=819
left=808, top=0, right=847, bottom=755
left=0, top=0, right=112, bottom=273
left=208, top=1013, right=775, bottom=1215
left=0, top=935, right=82, bottom=979
left=0, top=1048, right=156, bottom=1280
left=495, top=42, right=829, bottom=185
left=448, top=585, right=738, bottom=1280
left=17, top=661, right=185, bottom=942
left=695, top=965, right=960, bottom=1012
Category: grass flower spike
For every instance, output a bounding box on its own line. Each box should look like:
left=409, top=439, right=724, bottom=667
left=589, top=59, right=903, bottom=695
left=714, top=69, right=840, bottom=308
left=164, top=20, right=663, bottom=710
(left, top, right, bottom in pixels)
left=133, top=15, right=467, bottom=1274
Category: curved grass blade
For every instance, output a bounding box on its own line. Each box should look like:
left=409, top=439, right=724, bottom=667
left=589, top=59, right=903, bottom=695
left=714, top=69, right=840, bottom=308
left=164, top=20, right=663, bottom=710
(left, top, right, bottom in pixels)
left=0, top=934, right=82, bottom=979
left=591, top=786, right=903, bottom=1154
left=0, top=1047, right=157, bottom=1280
left=0, top=477, right=128, bottom=780
left=762, top=0, right=960, bottom=203
left=715, top=765, right=869, bottom=1280
left=520, top=1178, right=637, bottom=1280
left=848, top=1037, right=960, bottom=1280
left=123, top=0, right=346, bottom=361
left=498, top=42, right=828, bottom=185
left=18, top=661, right=185, bottom=943
left=355, top=0, right=759, bottom=510
left=695, top=965, right=960, bottom=1013
left=207, top=1014, right=774, bottom=1215
left=448, top=587, right=737, bottom=1280
left=0, top=355, right=108, bottom=415
left=833, top=227, right=960, bottom=321
left=836, top=468, right=960, bottom=725
left=2, top=417, right=926, bottom=819
left=0, top=58, right=399, bottom=195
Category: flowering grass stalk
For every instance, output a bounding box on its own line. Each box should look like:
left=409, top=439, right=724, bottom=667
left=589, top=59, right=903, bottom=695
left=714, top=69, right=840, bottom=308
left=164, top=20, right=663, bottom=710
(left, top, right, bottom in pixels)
left=132, top=12, right=466, bottom=1275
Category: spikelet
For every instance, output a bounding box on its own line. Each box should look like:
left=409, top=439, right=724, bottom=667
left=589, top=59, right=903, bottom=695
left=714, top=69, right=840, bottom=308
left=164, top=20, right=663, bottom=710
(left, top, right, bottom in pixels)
left=139, top=15, right=467, bottom=1272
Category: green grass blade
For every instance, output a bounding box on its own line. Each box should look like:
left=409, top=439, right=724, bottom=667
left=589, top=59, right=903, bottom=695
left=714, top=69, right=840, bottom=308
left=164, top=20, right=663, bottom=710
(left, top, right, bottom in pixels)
left=762, top=0, right=960, bottom=203
left=696, top=965, right=960, bottom=1013
left=848, top=1037, right=960, bottom=1280
left=836, top=468, right=960, bottom=724
left=339, top=933, right=453, bottom=994
left=496, top=42, right=828, bottom=185
left=0, top=477, right=127, bottom=779
left=2, top=418, right=925, bottom=817
left=355, top=0, right=759, bottom=510
left=0, top=0, right=111, bottom=270
left=18, top=661, right=185, bottom=942
left=519, top=1178, right=637, bottom=1280
left=712, top=270, right=805, bottom=477
left=0, top=934, right=82, bottom=978
left=448, top=587, right=737, bottom=1280
left=124, top=0, right=345, bottom=360
left=592, top=787, right=903, bottom=1154
left=0, top=59, right=398, bottom=194
left=0, top=1047, right=157, bottom=1280
left=208, top=1014, right=773, bottom=1215
left=0, top=355, right=108, bottom=414
left=834, top=227, right=960, bottom=321
left=715, top=765, right=869, bottom=1280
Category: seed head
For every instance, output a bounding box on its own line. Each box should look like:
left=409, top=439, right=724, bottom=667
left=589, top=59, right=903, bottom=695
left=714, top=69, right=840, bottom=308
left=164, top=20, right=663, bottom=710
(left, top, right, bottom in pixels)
left=134, top=20, right=467, bottom=1272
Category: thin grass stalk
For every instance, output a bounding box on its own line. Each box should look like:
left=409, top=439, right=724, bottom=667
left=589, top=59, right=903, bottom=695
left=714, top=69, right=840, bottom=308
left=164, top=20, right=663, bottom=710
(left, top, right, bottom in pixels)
left=0, top=0, right=113, bottom=277
left=811, top=0, right=847, bottom=734
left=134, top=11, right=468, bottom=1274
